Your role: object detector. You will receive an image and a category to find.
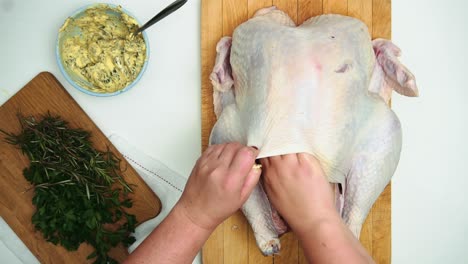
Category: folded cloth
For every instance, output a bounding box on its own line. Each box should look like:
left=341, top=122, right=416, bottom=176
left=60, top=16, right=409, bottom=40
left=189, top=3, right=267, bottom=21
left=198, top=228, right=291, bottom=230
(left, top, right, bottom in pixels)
left=109, top=134, right=202, bottom=264
left=0, top=217, right=39, bottom=264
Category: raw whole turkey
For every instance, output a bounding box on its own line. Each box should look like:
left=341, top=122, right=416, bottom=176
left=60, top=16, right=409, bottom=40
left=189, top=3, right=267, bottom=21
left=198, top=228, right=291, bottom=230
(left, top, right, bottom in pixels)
left=209, top=6, right=418, bottom=255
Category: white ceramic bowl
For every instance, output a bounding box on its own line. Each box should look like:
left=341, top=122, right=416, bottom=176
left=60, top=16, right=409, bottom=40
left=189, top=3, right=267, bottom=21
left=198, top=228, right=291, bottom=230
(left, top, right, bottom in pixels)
left=56, top=3, right=149, bottom=97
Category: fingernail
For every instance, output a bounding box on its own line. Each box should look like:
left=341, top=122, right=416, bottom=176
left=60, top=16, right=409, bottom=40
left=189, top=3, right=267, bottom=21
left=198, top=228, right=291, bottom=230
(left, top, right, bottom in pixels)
left=249, top=146, right=259, bottom=155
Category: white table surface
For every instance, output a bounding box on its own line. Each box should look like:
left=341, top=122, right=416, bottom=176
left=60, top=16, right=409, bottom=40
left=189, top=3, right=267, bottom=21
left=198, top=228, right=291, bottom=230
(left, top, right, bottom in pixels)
left=1, top=0, right=468, bottom=263
left=0, top=0, right=201, bottom=262
left=0, top=0, right=202, bottom=177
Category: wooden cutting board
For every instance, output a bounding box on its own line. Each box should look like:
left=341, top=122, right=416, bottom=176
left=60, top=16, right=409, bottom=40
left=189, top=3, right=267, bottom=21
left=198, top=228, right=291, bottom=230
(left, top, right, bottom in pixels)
left=201, top=0, right=392, bottom=263
left=0, top=72, right=161, bottom=263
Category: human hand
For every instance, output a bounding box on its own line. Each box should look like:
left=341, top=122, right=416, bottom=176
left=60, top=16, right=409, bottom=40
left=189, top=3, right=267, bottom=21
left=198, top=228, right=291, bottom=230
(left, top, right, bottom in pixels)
left=261, top=153, right=338, bottom=234
left=175, top=142, right=261, bottom=231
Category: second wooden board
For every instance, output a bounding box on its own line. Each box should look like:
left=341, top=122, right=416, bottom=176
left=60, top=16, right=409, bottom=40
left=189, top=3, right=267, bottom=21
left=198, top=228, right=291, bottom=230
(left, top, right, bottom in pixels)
left=0, top=72, right=161, bottom=263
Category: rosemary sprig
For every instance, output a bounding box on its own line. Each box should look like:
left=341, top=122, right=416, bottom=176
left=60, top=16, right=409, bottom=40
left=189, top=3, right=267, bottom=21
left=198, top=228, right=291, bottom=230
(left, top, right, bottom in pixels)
left=1, top=113, right=137, bottom=264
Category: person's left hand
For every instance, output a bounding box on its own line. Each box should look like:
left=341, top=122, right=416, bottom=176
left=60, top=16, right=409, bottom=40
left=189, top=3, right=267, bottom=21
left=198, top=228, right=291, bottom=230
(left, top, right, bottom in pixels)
left=175, top=142, right=261, bottom=231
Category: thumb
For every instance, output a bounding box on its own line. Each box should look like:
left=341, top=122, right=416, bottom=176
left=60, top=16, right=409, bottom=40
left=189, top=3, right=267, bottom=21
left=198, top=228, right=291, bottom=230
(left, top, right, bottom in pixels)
left=240, top=164, right=262, bottom=201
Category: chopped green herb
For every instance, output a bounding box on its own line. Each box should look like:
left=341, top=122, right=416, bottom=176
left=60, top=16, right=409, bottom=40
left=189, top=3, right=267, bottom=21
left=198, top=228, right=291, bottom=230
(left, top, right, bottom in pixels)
left=1, top=113, right=137, bottom=264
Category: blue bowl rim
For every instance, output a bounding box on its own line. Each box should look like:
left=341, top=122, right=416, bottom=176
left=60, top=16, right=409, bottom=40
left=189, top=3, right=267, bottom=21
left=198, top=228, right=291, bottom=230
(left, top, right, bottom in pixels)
left=56, top=3, right=150, bottom=97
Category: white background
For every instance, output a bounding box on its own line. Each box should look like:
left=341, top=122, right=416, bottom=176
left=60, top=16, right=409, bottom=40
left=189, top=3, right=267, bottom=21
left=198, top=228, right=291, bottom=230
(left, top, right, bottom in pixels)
left=1, top=0, right=467, bottom=263
left=392, top=0, right=468, bottom=263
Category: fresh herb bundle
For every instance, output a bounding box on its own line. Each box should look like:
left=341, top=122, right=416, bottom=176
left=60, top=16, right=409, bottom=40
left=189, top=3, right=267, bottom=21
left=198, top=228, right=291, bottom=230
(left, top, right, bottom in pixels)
left=1, top=113, right=137, bottom=264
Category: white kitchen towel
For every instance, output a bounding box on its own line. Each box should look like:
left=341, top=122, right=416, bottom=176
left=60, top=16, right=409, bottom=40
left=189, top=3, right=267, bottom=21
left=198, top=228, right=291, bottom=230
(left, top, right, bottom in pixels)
left=0, top=217, right=39, bottom=264
left=109, top=134, right=202, bottom=264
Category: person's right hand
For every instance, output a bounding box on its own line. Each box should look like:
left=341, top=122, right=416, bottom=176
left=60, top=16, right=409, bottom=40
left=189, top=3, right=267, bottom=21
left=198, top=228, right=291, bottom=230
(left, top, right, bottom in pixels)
left=260, top=153, right=338, bottom=234
left=262, top=153, right=375, bottom=264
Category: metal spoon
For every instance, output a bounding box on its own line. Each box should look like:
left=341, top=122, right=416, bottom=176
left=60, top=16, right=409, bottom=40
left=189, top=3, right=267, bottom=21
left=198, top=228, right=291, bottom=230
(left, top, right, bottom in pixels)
left=132, top=0, right=188, bottom=36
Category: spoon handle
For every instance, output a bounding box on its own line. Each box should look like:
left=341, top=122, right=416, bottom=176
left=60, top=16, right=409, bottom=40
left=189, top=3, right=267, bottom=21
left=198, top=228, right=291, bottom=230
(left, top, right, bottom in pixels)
left=136, top=0, right=188, bottom=34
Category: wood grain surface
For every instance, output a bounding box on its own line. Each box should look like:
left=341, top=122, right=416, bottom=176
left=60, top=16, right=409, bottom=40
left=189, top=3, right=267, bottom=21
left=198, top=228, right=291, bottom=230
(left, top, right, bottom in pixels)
left=0, top=72, right=161, bottom=263
left=201, top=0, right=392, bottom=263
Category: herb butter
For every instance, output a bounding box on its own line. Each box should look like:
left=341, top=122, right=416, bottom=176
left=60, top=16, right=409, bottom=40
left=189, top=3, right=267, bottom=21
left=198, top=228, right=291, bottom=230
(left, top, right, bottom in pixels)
left=59, top=5, right=146, bottom=93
